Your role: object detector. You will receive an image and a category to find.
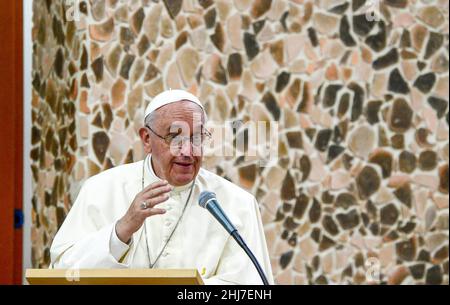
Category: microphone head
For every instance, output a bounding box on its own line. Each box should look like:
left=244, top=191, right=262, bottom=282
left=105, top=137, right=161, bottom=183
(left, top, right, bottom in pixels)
left=199, top=191, right=216, bottom=208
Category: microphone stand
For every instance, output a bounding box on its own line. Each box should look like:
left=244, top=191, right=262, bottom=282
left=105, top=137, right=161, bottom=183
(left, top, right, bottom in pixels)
left=230, top=230, right=270, bottom=285
left=200, top=192, right=270, bottom=285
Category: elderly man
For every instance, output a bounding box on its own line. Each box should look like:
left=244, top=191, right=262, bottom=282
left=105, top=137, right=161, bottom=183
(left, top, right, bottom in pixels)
left=50, top=89, right=274, bottom=285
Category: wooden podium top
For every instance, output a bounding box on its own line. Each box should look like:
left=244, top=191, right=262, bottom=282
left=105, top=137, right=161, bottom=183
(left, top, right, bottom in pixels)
left=26, top=269, right=204, bottom=285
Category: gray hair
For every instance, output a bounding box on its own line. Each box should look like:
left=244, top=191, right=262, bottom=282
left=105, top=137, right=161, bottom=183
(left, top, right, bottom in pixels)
left=144, top=111, right=159, bottom=128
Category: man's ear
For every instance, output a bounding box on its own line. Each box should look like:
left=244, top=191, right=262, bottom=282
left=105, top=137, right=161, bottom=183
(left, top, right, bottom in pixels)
left=139, top=127, right=152, bottom=154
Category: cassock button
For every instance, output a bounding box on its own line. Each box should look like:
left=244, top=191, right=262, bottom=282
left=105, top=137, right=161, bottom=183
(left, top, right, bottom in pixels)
left=165, top=222, right=171, bottom=227
left=163, top=252, right=169, bottom=257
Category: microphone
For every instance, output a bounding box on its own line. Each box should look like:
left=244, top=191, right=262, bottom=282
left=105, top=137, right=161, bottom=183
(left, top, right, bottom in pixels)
left=198, top=191, right=270, bottom=285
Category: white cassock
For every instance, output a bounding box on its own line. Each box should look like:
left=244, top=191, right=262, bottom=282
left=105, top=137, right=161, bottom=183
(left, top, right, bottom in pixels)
left=50, top=155, right=274, bottom=285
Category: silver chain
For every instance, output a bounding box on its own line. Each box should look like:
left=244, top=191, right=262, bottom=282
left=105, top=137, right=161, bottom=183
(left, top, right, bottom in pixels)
left=141, top=155, right=195, bottom=268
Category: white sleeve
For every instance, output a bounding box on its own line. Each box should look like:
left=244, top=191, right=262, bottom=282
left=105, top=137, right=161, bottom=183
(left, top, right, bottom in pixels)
left=50, top=180, right=133, bottom=269
left=109, top=222, right=133, bottom=262
left=50, top=222, right=133, bottom=269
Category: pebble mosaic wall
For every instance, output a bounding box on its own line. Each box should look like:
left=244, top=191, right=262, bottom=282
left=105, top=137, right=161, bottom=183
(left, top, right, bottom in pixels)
left=31, top=0, right=448, bottom=284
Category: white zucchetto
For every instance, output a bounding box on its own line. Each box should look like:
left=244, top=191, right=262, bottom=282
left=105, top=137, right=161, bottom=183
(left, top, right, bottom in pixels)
left=144, top=89, right=204, bottom=122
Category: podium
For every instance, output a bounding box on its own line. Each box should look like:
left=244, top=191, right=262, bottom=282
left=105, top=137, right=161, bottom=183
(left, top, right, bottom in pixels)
left=26, top=269, right=204, bottom=285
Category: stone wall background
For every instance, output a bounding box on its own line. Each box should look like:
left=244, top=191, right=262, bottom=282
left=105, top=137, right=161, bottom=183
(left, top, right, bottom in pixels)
left=30, top=0, right=449, bottom=284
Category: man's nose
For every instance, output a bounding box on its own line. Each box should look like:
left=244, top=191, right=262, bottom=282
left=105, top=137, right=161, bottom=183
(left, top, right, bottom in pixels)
left=179, top=138, right=193, bottom=156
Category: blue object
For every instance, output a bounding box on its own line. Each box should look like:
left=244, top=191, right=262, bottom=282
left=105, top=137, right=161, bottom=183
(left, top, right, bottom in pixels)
left=14, top=209, right=24, bottom=229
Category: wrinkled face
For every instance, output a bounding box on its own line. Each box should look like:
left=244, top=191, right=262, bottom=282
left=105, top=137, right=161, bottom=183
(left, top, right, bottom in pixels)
left=139, top=100, right=205, bottom=187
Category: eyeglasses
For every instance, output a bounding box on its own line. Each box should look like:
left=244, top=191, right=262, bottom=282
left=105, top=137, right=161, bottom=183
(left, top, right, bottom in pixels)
left=145, top=125, right=212, bottom=149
